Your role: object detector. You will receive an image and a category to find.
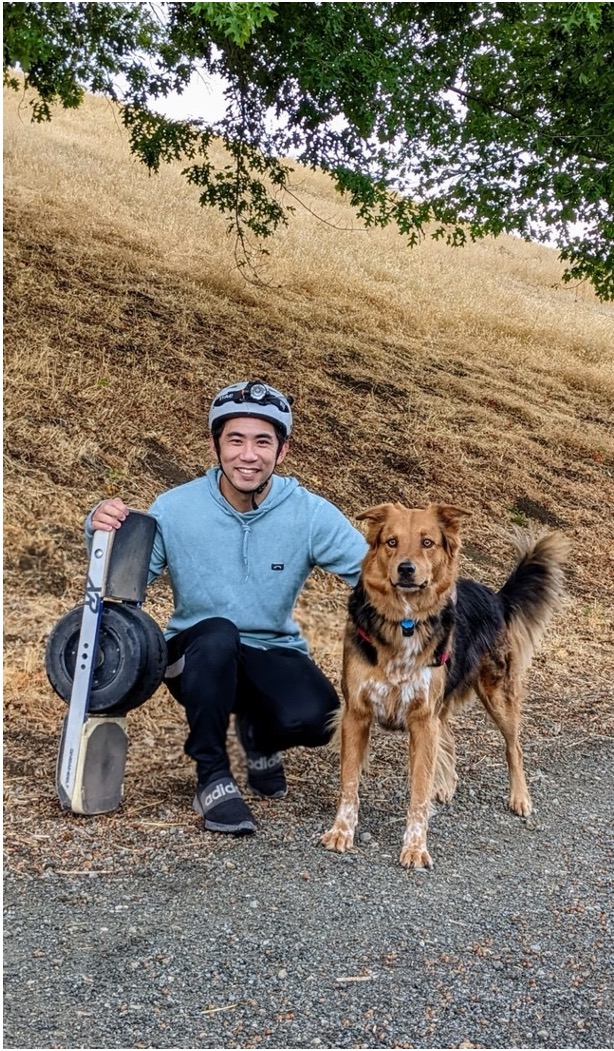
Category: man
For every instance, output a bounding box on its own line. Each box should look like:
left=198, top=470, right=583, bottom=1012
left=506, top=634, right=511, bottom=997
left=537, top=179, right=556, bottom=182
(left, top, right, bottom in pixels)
left=87, top=380, right=367, bottom=835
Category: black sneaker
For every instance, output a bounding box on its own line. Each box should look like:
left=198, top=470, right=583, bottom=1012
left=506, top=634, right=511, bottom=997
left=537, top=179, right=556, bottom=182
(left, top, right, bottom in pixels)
left=192, top=776, right=257, bottom=834
left=246, top=752, right=288, bottom=799
left=237, top=716, right=288, bottom=799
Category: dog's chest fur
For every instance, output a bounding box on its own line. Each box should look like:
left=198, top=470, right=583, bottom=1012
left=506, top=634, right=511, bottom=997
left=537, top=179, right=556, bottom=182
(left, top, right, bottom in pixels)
left=382, top=629, right=423, bottom=684
left=363, top=671, right=434, bottom=731
left=361, top=634, right=434, bottom=731
left=346, top=579, right=451, bottom=731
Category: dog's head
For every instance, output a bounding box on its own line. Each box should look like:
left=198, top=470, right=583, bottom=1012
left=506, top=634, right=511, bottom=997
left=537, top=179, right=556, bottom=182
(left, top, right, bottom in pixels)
left=357, top=502, right=469, bottom=608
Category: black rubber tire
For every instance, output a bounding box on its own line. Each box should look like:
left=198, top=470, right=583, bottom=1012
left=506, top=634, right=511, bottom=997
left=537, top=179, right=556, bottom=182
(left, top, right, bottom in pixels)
left=45, top=601, right=166, bottom=714
left=102, top=605, right=167, bottom=715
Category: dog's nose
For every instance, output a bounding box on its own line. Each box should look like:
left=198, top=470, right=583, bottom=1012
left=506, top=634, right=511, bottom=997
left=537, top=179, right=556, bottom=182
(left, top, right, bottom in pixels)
left=397, top=561, right=416, bottom=578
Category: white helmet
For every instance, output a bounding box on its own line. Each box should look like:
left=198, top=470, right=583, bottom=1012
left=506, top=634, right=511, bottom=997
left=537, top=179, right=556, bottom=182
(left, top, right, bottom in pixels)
left=208, top=380, right=293, bottom=438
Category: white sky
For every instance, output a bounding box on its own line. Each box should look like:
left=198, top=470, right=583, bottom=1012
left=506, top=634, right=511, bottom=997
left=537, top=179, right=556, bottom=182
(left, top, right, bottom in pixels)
left=150, top=66, right=228, bottom=123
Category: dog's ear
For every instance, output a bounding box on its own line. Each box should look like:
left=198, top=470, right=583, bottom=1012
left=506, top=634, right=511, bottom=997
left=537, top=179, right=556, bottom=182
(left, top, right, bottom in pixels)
left=434, top=504, right=470, bottom=530
left=432, top=504, right=470, bottom=556
left=356, top=503, right=396, bottom=545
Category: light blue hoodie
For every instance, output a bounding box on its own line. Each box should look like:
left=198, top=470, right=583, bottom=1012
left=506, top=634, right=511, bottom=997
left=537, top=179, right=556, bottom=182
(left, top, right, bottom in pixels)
left=89, top=468, right=368, bottom=654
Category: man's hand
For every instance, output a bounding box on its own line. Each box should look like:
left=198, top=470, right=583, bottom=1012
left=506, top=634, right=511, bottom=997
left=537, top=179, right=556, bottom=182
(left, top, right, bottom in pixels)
left=91, top=498, right=129, bottom=532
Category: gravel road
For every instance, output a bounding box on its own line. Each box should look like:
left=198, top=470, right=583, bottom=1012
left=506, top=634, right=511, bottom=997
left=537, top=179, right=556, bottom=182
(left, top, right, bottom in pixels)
left=4, top=733, right=613, bottom=1050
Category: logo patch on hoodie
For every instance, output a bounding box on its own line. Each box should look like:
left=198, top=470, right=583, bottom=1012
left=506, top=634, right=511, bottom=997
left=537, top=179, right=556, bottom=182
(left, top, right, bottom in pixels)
left=271, top=563, right=284, bottom=571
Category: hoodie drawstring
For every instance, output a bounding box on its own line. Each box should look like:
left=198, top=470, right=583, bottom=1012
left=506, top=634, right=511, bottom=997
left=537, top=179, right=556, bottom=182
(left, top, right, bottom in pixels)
left=241, top=523, right=251, bottom=577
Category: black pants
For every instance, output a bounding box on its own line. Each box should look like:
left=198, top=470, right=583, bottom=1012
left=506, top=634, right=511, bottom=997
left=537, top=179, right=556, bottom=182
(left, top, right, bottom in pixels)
left=164, top=617, right=340, bottom=785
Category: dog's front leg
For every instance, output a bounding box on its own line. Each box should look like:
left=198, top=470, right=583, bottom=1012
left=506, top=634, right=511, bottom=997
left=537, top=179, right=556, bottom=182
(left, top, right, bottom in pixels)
left=400, top=701, right=440, bottom=870
left=321, top=703, right=371, bottom=854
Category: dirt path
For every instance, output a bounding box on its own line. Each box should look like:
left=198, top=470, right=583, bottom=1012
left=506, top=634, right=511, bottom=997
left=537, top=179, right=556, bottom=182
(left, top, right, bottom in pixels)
left=3, top=731, right=612, bottom=1050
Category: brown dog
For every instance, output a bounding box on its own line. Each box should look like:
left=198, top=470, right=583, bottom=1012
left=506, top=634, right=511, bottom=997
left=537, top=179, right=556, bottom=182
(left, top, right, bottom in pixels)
left=321, top=502, right=569, bottom=869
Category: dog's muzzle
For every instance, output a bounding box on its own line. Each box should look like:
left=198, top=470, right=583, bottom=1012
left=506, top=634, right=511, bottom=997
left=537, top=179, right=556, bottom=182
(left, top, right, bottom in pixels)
left=394, top=561, right=428, bottom=590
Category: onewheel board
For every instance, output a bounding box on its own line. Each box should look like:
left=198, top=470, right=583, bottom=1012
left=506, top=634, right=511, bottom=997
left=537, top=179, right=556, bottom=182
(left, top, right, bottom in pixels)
left=51, top=511, right=160, bottom=813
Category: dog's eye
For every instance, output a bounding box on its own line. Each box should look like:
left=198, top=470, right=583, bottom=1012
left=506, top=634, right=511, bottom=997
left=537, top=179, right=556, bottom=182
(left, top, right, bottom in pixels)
left=422, top=537, right=434, bottom=548
left=386, top=537, right=398, bottom=548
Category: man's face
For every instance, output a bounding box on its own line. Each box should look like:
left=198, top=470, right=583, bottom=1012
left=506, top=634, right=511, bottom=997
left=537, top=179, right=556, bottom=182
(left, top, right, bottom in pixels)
left=210, top=416, right=289, bottom=493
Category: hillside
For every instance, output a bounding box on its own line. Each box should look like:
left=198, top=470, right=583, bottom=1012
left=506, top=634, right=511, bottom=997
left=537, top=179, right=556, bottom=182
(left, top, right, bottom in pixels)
left=3, top=87, right=614, bottom=873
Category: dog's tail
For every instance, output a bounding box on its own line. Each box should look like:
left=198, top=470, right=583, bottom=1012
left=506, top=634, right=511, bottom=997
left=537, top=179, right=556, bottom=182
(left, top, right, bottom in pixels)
left=498, top=530, right=570, bottom=670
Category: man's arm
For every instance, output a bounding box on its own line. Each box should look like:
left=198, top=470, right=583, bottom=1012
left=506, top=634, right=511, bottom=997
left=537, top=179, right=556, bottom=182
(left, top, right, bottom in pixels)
left=309, top=497, right=368, bottom=586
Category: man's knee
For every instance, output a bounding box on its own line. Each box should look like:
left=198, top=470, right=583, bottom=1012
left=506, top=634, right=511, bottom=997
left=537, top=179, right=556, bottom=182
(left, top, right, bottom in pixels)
left=276, top=688, right=340, bottom=747
left=165, top=619, right=240, bottom=697
left=184, top=617, right=240, bottom=667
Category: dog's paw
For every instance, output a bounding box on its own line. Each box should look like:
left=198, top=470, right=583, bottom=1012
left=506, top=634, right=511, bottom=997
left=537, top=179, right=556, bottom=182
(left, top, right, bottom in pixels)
left=509, top=790, right=532, bottom=817
left=399, top=844, right=433, bottom=870
left=321, top=826, right=355, bottom=853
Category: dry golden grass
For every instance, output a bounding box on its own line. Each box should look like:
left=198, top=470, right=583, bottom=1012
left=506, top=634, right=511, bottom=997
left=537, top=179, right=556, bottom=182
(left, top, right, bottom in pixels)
left=4, top=87, right=614, bottom=871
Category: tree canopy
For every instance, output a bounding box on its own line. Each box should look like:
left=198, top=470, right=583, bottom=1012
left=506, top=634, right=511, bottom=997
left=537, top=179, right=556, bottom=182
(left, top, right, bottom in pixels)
left=4, top=1, right=614, bottom=297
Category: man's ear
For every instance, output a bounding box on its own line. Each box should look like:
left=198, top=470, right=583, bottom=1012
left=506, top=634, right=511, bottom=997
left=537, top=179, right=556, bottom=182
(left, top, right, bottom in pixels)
left=209, top=435, right=219, bottom=461
left=276, top=440, right=290, bottom=465
left=356, top=503, right=395, bottom=546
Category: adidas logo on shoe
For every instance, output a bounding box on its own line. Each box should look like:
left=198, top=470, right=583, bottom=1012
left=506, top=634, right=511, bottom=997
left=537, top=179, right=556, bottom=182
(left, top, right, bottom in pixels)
left=193, top=776, right=256, bottom=835
left=246, top=752, right=283, bottom=773
left=236, top=719, right=287, bottom=799
left=202, top=780, right=240, bottom=808
left=246, top=753, right=288, bottom=799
